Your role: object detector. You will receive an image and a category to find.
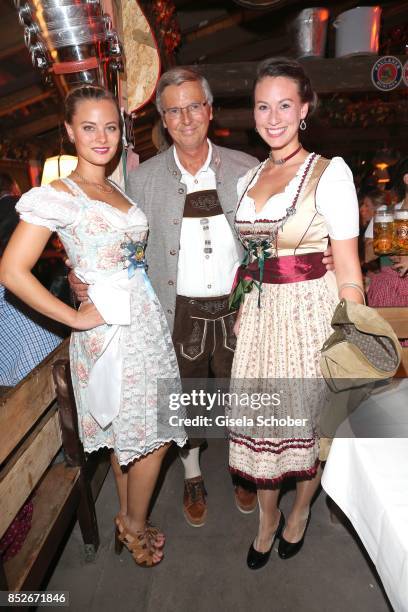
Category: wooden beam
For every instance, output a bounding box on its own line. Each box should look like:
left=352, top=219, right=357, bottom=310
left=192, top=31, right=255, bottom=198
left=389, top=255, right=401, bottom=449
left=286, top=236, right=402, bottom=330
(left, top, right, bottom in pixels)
left=183, top=12, right=242, bottom=40
left=11, top=113, right=62, bottom=139
left=381, top=2, right=408, bottom=27
left=180, top=26, right=261, bottom=65
left=178, top=3, right=292, bottom=65
left=199, top=34, right=290, bottom=64
left=0, top=91, right=53, bottom=118
left=0, top=43, right=26, bottom=62
left=0, top=73, right=42, bottom=98
left=183, top=8, right=271, bottom=42
left=188, top=56, right=408, bottom=96
left=0, top=18, right=26, bottom=52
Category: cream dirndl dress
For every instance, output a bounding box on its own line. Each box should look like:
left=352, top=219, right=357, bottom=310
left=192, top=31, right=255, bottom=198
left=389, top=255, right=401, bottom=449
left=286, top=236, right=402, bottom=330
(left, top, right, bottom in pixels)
left=16, top=179, right=186, bottom=466
left=229, top=153, right=359, bottom=487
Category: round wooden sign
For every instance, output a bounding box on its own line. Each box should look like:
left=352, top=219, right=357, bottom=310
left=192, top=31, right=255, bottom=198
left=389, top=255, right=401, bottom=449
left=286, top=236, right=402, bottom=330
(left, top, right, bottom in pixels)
left=121, top=0, right=161, bottom=113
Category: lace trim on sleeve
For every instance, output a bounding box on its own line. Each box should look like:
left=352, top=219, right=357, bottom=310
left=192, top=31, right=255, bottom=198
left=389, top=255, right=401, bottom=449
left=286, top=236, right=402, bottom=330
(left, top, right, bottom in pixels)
left=16, top=185, right=80, bottom=231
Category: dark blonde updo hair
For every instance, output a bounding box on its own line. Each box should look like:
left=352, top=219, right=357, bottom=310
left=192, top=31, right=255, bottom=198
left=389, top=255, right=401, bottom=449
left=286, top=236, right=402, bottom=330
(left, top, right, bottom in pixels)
left=254, top=57, right=318, bottom=116
left=64, top=85, right=121, bottom=124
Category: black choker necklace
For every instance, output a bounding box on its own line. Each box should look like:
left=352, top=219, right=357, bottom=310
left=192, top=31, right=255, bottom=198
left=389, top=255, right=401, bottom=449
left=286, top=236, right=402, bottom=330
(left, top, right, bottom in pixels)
left=269, top=144, right=302, bottom=165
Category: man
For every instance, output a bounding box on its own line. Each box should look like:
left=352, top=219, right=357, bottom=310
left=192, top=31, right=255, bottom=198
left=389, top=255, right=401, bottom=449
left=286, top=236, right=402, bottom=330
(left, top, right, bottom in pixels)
left=126, top=68, right=259, bottom=527
left=71, top=68, right=334, bottom=527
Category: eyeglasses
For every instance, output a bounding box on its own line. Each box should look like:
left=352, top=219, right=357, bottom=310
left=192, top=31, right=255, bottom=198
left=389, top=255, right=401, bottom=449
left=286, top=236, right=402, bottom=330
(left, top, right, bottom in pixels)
left=162, top=101, right=208, bottom=119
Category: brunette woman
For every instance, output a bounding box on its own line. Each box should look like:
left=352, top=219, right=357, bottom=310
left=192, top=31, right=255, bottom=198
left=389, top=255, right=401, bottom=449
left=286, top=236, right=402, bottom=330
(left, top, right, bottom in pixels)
left=228, top=58, right=363, bottom=569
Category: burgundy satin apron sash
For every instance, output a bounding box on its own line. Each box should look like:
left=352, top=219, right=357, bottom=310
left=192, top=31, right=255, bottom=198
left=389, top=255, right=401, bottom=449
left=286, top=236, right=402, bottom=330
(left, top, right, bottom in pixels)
left=238, top=252, right=326, bottom=284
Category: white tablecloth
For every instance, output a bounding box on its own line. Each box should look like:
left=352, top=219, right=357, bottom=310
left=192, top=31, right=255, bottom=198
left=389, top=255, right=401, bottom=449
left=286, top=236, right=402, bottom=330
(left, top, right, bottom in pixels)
left=322, top=379, right=408, bottom=612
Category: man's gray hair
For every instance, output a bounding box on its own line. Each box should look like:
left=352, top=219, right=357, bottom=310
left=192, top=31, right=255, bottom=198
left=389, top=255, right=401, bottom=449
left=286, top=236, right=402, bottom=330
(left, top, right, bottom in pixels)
left=155, top=67, right=214, bottom=115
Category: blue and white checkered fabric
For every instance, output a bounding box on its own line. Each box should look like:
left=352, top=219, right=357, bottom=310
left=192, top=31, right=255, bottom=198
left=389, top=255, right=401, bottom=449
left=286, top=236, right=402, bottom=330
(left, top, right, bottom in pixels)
left=0, top=284, right=63, bottom=386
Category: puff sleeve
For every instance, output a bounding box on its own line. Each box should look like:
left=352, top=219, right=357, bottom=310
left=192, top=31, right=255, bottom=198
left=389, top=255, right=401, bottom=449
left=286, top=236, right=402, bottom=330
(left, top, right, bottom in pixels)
left=15, top=185, right=79, bottom=231
left=315, top=157, right=359, bottom=240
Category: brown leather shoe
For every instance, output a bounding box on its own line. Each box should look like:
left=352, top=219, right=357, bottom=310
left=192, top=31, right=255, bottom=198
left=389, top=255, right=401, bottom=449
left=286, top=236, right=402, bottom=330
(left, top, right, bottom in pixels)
left=183, top=476, right=207, bottom=527
left=234, top=485, right=257, bottom=514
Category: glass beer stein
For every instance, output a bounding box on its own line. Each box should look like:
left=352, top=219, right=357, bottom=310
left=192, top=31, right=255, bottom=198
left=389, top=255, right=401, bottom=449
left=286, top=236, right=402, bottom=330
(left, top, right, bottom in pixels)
left=393, top=210, right=408, bottom=255
left=373, top=210, right=394, bottom=255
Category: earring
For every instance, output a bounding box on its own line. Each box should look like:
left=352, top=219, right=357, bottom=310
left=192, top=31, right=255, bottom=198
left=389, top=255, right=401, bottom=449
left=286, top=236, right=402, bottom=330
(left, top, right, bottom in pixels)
left=254, top=126, right=258, bottom=133
left=299, top=119, right=307, bottom=131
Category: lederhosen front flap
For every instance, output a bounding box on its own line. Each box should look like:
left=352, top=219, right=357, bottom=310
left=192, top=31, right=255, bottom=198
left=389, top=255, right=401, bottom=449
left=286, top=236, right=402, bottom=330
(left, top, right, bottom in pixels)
left=183, top=189, right=223, bottom=218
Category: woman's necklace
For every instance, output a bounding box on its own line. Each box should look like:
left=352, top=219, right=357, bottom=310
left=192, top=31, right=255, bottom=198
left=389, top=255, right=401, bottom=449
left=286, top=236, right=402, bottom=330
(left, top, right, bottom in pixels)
left=269, top=144, right=302, bottom=166
left=70, top=170, right=114, bottom=193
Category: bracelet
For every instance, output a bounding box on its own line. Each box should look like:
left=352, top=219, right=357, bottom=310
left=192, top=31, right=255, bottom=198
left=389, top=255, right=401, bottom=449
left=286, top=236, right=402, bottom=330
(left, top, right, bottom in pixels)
left=338, top=282, right=366, bottom=305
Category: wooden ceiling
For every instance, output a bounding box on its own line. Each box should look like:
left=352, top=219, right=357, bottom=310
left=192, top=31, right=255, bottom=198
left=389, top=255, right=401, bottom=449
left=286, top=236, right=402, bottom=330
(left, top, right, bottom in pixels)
left=135, top=0, right=408, bottom=162
left=0, top=0, right=407, bottom=163
left=0, top=0, right=62, bottom=158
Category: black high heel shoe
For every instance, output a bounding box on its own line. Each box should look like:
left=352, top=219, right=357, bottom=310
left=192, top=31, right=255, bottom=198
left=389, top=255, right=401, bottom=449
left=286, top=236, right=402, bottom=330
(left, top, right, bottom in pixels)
left=278, top=512, right=311, bottom=560
left=247, top=511, right=285, bottom=570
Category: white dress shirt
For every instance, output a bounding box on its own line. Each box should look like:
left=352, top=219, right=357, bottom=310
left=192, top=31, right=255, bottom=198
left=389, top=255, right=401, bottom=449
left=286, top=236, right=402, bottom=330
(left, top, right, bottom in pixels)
left=174, top=142, right=241, bottom=298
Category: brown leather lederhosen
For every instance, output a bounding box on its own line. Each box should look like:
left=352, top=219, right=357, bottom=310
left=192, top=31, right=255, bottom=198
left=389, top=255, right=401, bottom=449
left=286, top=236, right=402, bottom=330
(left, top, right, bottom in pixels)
left=172, top=189, right=238, bottom=448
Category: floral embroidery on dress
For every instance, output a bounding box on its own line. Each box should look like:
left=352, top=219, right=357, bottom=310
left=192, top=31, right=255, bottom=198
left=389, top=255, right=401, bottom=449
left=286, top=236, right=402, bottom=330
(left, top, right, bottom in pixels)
left=84, top=211, right=111, bottom=235
left=97, top=243, right=125, bottom=270
left=82, top=414, right=99, bottom=438
left=75, top=361, right=89, bottom=387
left=85, top=331, right=105, bottom=360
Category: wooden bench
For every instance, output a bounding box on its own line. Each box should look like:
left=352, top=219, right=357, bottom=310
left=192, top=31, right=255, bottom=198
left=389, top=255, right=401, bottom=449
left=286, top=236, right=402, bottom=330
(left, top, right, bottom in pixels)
left=0, top=338, right=110, bottom=592
left=375, top=307, right=408, bottom=377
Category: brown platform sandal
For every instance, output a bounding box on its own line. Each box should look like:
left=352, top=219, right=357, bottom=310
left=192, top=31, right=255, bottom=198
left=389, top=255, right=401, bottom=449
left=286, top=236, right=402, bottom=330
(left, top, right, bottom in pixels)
left=114, top=517, right=164, bottom=567
left=145, top=521, right=165, bottom=547
left=114, top=515, right=165, bottom=549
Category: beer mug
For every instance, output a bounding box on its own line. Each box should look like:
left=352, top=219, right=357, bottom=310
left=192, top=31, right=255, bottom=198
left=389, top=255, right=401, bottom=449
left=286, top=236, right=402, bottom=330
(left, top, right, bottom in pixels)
left=373, top=210, right=394, bottom=255
left=393, top=210, right=408, bottom=255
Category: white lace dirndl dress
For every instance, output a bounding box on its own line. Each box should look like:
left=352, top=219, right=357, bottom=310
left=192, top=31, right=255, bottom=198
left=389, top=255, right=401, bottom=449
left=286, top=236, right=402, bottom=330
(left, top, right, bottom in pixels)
left=17, top=179, right=186, bottom=465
